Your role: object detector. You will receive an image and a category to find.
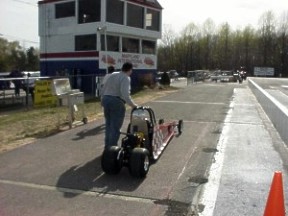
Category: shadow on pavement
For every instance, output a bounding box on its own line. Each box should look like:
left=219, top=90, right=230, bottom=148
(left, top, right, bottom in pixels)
left=72, top=124, right=105, bottom=141
left=56, top=155, right=144, bottom=198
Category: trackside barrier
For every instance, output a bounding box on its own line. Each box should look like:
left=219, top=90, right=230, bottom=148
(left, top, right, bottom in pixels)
left=248, top=78, right=288, bottom=145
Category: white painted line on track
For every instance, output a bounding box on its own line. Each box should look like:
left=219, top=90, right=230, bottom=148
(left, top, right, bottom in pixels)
left=197, top=98, right=234, bottom=216
left=0, top=179, right=155, bottom=204
left=152, top=100, right=226, bottom=105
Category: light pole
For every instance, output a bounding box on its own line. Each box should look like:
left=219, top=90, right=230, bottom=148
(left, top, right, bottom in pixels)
left=97, top=26, right=108, bottom=74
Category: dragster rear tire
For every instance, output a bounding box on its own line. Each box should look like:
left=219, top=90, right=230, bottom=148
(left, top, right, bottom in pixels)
left=129, top=148, right=150, bottom=178
left=178, top=120, right=183, bottom=134
left=101, top=146, right=123, bottom=175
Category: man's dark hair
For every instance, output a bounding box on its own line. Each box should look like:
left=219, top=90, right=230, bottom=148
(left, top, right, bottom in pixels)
left=122, top=62, right=133, bottom=72
left=108, top=66, right=115, bottom=74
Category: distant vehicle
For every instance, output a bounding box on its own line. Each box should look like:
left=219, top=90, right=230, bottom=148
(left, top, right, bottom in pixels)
left=210, top=70, right=235, bottom=82
left=156, top=71, right=164, bottom=82
left=168, top=70, right=179, bottom=79
left=187, top=70, right=206, bottom=82
left=233, top=71, right=239, bottom=82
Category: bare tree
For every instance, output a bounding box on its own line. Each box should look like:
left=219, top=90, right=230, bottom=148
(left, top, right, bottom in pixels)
left=277, top=11, right=288, bottom=76
left=160, top=24, right=177, bottom=47
left=242, top=26, right=257, bottom=73
left=157, top=12, right=287, bottom=76
left=200, top=18, right=216, bottom=69
left=178, top=22, right=199, bottom=71
left=216, top=22, right=232, bottom=69
left=258, top=11, right=277, bottom=66
left=158, top=25, right=177, bottom=71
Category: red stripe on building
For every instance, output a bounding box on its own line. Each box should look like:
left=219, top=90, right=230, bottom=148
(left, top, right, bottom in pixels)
left=40, top=51, right=99, bottom=59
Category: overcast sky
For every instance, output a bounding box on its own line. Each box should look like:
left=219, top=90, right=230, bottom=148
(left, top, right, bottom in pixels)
left=162, top=0, right=288, bottom=32
left=0, top=0, right=287, bottom=48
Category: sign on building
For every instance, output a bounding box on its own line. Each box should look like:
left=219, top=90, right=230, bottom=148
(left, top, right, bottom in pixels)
left=99, top=52, right=157, bottom=70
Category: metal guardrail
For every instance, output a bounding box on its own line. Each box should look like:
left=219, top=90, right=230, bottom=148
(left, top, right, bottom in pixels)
left=0, top=76, right=50, bottom=106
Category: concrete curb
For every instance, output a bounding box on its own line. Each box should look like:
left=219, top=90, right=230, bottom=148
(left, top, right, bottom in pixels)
left=248, top=78, right=288, bottom=146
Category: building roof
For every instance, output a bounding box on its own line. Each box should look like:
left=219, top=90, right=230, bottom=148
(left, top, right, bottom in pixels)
left=128, top=0, right=162, bottom=9
left=38, top=0, right=163, bottom=10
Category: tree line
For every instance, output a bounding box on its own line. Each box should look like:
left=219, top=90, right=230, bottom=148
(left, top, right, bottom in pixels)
left=157, top=11, right=288, bottom=77
left=1, top=10, right=287, bottom=77
left=0, top=37, right=39, bottom=73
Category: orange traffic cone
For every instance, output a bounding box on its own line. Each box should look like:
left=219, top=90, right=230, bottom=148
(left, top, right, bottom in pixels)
left=263, top=171, right=285, bottom=216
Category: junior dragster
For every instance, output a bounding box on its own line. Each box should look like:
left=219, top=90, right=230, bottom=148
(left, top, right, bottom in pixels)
left=101, top=106, right=183, bottom=178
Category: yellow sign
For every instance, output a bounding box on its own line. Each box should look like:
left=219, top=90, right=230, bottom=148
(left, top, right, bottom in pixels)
left=34, top=79, right=57, bottom=107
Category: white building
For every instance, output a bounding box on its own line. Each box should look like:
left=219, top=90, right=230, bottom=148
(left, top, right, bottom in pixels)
left=38, top=0, right=162, bottom=95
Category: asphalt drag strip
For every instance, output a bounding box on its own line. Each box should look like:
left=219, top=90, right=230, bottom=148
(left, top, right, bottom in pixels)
left=196, top=87, right=288, bottom=216
left=0, top=82, right=249, bottom=216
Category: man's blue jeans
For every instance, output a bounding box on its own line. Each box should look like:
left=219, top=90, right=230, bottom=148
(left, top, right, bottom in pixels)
left=102, top=95, right=126, bottom=148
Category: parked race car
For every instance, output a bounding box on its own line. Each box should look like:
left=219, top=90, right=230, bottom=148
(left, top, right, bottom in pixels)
left=101, top=106, right=183, bottom=178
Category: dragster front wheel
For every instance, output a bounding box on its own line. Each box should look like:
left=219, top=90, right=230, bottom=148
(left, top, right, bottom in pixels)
left=129, top=148, right=150, bottom=178
left=82, top=117, right=88, bottom=124
left=178, top=120, right=183, bottom=134
left=101, top=146, right=123, bottom=175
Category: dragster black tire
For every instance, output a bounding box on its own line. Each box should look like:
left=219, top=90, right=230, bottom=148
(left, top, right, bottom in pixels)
left=101, top=146, right=123, bottom=175
left=129, top=148, right=150, bottom=178
left=178, top=120, right=183, bottom=134
left=83, top=117, right=88, bottom=124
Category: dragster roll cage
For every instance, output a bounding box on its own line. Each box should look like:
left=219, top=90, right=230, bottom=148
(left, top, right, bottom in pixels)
left=130, top=106, right=157, bottom=125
